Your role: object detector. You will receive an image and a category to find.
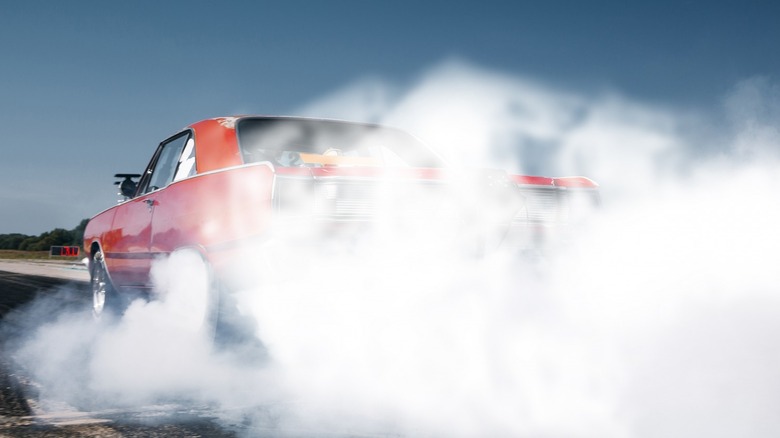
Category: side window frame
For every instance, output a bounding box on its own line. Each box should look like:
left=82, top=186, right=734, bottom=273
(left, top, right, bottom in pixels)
left=135, top=130, right=194, bottom=196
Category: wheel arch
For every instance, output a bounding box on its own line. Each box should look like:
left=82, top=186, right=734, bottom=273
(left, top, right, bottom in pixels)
left=171, top=244, right=210, bottom=260
left=86, top=240, right=104, bottom=273
left=89, top=240, right=102, bottom=258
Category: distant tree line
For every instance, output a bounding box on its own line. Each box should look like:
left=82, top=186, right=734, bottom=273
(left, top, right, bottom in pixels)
left=0, top=219, right=88, bottom=251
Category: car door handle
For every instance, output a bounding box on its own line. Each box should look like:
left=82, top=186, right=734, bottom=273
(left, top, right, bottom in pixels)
left=144, top=199, right=155, bottom=211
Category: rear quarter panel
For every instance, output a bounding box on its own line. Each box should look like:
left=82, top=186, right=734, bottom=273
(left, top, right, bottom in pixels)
left=149, top=163, right=276, bottom=271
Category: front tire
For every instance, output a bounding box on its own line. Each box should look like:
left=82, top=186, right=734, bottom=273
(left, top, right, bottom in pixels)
left=90, top=250, right=119, bottom=319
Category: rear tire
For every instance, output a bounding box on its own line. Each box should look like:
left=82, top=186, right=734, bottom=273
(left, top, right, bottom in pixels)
left=160, top=249, right=221, bottom=340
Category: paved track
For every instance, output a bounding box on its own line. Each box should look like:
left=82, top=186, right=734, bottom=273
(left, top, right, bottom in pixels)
left=0, top=260, right=89, bottom=283
left=0, top=266, right=239, bottom=437
left=0, top=269, right=87, bottom=319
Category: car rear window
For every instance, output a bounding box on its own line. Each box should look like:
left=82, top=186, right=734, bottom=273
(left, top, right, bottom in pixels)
left=237, top=118, right=445, bottom=168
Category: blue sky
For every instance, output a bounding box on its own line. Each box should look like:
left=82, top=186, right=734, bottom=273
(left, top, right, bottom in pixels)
left=1, top=1, right=779, bottom=234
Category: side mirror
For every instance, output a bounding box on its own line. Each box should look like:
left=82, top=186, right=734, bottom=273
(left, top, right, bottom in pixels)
left=114, top=174, right=141, bottom=199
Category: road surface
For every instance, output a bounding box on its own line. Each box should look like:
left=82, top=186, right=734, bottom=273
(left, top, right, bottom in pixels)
left=0, top=261, right=240, bottom=437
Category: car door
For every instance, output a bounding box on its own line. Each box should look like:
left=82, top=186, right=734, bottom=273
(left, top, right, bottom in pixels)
left=148, top=133, right=200, bottom=256
left=106, top=132, right=192, bottom=289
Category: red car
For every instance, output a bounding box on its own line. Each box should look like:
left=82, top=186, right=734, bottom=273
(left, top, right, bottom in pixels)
left=84, top=116, right=598, bottom=330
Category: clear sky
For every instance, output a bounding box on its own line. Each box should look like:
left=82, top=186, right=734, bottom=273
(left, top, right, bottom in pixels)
left=1, top=0, right=778, bottom=234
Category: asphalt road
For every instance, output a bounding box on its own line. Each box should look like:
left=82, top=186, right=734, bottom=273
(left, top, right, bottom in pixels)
left=0, top=267, right=240, bottom=437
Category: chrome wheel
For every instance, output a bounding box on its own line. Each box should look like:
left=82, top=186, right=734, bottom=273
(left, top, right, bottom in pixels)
left=91, top=250, right=111, bottom=319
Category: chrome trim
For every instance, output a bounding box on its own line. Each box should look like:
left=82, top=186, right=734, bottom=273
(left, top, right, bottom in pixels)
left=174, top=160, right=276, bottom=181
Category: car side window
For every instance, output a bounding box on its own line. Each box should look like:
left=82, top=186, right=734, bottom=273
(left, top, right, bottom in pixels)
left=138, top=132, right=192, bottom=195
left=173, top=137, right=196, bottom=182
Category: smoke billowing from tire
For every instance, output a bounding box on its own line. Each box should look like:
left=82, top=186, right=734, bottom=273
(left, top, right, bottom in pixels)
left=5, top=61, right=780, bottom=437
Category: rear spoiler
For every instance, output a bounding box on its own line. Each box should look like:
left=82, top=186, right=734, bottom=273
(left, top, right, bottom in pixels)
left=510, top=175, right=598, bottom=189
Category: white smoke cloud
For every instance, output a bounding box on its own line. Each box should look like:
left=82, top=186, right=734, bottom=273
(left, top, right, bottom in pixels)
left=301, top=61, right=694, bottom=202
left=4, top=61, right=780, bottom=437
left=724, top=76, right=780, bottom=161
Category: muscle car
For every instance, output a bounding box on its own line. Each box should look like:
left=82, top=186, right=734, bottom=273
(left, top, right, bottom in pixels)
left=84, top=116, right=598, bottom=334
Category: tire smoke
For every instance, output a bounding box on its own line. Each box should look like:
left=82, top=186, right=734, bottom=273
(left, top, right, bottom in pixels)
left=4, top=61, right=780, bottom=437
